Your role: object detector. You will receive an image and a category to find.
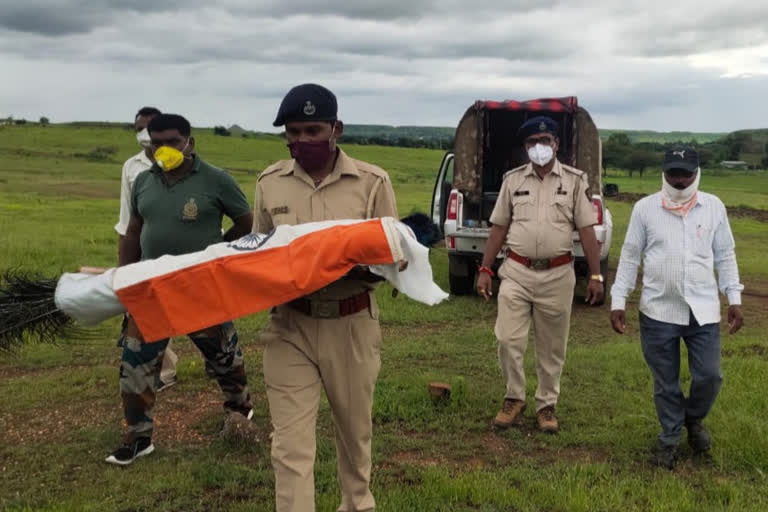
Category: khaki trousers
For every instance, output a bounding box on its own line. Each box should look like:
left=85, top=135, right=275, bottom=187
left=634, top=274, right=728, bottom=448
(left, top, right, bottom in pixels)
left=495, top=259, right=575, bottom=411
left=263, top=299, right=381, bottom=512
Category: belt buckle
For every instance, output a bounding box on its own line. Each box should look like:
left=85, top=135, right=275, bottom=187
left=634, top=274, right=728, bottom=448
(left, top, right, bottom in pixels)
left=311, top=300, right=339, bottom=319
left=531, top=258, right=550, bottom=270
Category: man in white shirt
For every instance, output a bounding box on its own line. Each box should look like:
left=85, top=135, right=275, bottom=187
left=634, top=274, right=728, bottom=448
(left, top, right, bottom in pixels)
left=115, top=107, right=178, bottom=391
left=610, top=147, right=744, bottom=469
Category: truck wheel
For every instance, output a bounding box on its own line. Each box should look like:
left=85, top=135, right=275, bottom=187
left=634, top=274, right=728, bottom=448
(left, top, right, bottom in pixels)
left=448, top=255, right=476, bottom=295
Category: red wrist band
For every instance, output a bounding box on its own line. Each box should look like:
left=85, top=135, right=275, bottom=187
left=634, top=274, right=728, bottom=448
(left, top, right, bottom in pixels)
left=478, top=265, right=495, bottom=277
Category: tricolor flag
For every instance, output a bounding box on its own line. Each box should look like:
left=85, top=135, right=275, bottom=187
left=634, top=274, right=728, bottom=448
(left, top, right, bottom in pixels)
left=54, top=217, right=448, bottom=341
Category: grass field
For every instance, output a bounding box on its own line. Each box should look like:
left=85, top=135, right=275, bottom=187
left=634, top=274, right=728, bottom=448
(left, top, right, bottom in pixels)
left=1, top=124, right=768, bottom=511
left=604, top=169, right=768, bottom=211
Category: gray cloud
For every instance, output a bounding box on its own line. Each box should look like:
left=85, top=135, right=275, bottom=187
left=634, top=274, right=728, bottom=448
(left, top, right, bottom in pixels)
left=0, top=0, right=766, bottom=132
left=0, top=0, right=193, bottom=35
left=613, top=3, right=768, bottom=57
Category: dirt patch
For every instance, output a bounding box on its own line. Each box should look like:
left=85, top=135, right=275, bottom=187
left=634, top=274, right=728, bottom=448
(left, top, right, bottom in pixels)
left=0, top=389, right=242, bottom=446
left=0, top=362, right=112, bottom=380
left=33, top=182, right=117, bottom=199
left=722, top=344, right=768, bottom=359
left=484, top=428, right=611, bottom=465
left=0, top=400, right=115, bottom=444
left=226, top=167, right=257, bottom=175
left=382, top=429, right=609, bottom=472
left=612, top=192, right=646, bottom=204
left=727, top=207, right=768, bottom=222
left=382, top=322, right=484, bottom=339
left=389, top=451, right=442, bottom=467
left=153, top=390, right=224, bottom=445
left=612, top=193, right=768, bottom=222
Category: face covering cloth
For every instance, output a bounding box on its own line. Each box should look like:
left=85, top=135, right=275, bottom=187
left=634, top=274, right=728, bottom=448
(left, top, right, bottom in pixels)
left=661, top=169, right=700, bottom=217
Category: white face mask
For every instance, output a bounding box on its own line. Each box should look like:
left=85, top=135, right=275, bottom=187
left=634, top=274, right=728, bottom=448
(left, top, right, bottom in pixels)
left=527, top=143, right=554, bottom=166
left=661, top=169, right=700, bottom=204
left=136, top=128, right=151, bottom=149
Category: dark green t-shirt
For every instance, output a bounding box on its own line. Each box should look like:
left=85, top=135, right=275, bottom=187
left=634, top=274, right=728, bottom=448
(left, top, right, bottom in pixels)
left=131, top=155, right=251, bottom=260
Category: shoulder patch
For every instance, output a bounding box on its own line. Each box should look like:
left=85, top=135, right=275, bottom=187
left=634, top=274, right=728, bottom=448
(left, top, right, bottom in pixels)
left=355, top=159, right=390, bottom=180
left=503, top=163, right=528, bottom=180
left=257, top=160, right=291, bottom=182
left=561, top=164, right=585, bottom=176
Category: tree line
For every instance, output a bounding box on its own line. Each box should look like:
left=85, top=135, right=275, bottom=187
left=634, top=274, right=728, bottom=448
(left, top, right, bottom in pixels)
left=603, top=131, right=768, bottom=175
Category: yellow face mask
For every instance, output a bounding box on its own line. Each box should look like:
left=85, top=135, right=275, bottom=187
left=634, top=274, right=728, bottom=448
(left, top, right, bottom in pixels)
left=154, top=145, right=186, bottom=172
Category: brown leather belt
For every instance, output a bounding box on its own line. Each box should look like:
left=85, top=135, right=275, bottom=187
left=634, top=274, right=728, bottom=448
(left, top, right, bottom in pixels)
left=506, top=249, right=573, bottom=270
left=286, top=291, right=371, bottom=318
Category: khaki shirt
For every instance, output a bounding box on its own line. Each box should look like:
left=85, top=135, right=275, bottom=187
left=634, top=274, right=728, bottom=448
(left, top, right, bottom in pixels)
left=489, top=159, right=596, bottom=259
left=253, top=148, right=398, bottom=300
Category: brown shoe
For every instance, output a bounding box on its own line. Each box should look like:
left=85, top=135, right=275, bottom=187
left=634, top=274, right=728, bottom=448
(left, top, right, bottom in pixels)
left=537, top=406, right=559, bottom=433
left=493, top=398, right=526, bottom=428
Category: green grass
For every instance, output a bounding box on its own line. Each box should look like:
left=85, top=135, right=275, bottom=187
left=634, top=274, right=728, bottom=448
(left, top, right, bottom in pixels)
left=604, top=169, right=768, bottom=211
left=2, top=124, right=768, bottom=511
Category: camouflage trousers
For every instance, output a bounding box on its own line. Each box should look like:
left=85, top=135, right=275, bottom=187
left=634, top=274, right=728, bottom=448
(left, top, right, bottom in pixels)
left=120, top=319, right=251, bottom=440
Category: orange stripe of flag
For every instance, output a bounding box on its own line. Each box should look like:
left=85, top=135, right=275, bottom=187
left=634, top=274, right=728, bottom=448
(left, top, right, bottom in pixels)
left=116, top=220, right=394, bottom=341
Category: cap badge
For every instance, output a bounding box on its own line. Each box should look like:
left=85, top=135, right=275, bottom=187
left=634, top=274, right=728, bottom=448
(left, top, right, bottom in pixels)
left=673, top=150, right=686, bottom=158
left=538, top=121, right=547, bottom=131
left=303, top=101, right=316, bottom=116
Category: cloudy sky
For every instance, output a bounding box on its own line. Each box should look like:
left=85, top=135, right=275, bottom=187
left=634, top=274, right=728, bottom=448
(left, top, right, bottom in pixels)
left=1, top=0, right=767, bottom=132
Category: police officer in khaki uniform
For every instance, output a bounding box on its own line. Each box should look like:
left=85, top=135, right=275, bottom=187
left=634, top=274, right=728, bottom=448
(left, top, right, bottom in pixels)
left=253, top=84, right=398, bottom=512
left=476, top=116, right=604, bottom=433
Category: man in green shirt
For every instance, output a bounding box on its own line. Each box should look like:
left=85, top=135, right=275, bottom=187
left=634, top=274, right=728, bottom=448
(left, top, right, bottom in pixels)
left=107, top=114, right=254, bottom=466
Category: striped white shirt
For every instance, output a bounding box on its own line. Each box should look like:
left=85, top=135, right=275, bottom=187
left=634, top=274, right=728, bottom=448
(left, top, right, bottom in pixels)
left=611, top=191, right=743, bottom=326
left=115, top=150, right=153, bottom=235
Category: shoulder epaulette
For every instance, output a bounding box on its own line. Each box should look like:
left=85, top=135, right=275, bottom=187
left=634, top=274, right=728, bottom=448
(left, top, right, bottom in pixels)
left=257, top=160, right=290, bottom=182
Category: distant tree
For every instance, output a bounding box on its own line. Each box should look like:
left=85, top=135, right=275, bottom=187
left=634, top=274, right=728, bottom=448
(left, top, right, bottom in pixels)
left=762, top=150, right=768, bottom=170
left=607, top=132, right=631, bottom=146
left=625, top=149, right=658, bottom=177
left=14, top=118, right=27, bottom=125
left=697, top=146, right=719, bottom=167
left=602, top=132, right=634, bottom=170
left=722, top=132, right=753, bottom=160
left=39, top=116, right=50, bottom=126
left=213, top=126, right=231, bottom=136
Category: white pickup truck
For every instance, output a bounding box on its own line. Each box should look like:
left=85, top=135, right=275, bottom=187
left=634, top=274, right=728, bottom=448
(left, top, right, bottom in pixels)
left=430, top=97, right=613, bottom=301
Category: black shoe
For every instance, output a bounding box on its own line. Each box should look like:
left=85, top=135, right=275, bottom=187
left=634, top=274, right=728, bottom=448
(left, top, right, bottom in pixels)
left=686, top=420, right=712, bottom=453
left=650, top=441, right=678, bottom=470
left=105, top=437, right=154, bottom=466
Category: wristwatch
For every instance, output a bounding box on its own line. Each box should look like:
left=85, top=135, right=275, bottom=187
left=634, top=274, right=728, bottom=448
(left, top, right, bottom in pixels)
left=589, top=274, right=604, bottom=283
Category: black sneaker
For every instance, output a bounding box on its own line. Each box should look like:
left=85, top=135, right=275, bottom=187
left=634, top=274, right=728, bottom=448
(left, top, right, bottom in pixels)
left=650, top=441, right=678, bottom=470
left=105, top=437, right=154, bottom=466
left=686, top=420, right=712, bottom=453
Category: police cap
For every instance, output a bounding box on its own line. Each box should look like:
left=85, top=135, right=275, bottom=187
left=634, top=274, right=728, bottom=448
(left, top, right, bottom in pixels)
left=273, top=83, right=338, bottom=127
left=517, top=116, right=560, bottom=140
